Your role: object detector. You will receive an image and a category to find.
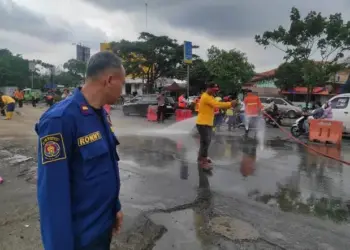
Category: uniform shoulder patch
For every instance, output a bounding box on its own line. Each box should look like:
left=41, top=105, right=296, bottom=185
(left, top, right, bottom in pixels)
left=40, top=133, right=67, bottom=164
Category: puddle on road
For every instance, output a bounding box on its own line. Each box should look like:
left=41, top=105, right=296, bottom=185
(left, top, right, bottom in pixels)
left=118, top=135, right=350, bottom=224
left=150, top=209, right=215, bottom=250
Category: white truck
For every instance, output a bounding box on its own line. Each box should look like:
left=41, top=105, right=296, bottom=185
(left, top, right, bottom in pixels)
left=328, top=93, right=350, bottom=133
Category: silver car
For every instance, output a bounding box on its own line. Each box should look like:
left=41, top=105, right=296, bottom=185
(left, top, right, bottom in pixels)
left=260, top=97, right=302, bottom=119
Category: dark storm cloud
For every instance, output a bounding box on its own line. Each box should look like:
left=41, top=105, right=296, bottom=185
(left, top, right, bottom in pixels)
left=84, top=0, right=350, bottom=39
left=0, top=0, right=107, bottom=45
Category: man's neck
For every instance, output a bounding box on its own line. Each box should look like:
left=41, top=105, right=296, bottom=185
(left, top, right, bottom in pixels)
left=81, top=85, right=103, bottom=109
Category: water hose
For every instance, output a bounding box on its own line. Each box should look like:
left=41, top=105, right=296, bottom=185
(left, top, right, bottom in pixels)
left=263, top=112, right=350, bottom=166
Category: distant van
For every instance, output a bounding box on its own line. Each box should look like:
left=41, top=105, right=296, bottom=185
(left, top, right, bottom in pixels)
left=328, top=93, right=350, bottom=133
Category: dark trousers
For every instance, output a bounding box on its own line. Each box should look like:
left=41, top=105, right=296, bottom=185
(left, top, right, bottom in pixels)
left=157, top=105, right=165, bottom=122
left=47, top=99, right=54, bottom=107
left=1, top=109, right=5, bottom=116
left=32, top=98, right=37, bottom=107
left=79, top=228, right=112, bottom=250
left=18, top=99, right=23, bottom=108
left=196, top=125, right=212, bottom=158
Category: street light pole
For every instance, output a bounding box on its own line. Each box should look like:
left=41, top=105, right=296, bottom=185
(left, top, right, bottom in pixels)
left=31, top=71, right=34, bottom=89
left=145, top=0, right=148, bottom=29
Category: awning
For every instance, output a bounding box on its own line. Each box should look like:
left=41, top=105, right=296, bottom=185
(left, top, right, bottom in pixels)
left=163, top=82, right=185, bottom=92
left=282, top=87, right=329, bottom=95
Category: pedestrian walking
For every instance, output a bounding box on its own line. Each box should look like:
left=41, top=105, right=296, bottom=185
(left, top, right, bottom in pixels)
left=35, top=51, right=125, bottom=250
left=14, top=88, right=24, bottom=108
left=196, top=83, right=237, bottom=170
left=157, top=91, right=166, bottom=123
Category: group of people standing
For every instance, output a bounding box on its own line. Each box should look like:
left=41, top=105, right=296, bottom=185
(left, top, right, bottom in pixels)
left=195, top=84, right=264, bottom=170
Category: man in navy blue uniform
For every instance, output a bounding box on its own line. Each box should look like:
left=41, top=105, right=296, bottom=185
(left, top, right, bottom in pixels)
left=35, top=51, right=125, bottom=250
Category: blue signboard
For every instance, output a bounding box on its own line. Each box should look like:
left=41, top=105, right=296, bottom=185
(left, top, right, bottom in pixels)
left=184, top=41, right=192, bottom=64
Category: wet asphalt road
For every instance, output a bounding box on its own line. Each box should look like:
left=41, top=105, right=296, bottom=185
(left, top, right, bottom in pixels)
left=1, top=108, right=350, bottom=249
left=111, top=112, right=350, bottom=249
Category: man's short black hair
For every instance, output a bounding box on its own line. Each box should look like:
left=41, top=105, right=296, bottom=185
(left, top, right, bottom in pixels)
left=206, top=82, right=219, bottom=89
left=86, top=51, right=123, bottom=78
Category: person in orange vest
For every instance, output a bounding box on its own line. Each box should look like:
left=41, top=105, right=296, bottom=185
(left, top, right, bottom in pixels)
left=196, top=83, right=237, bottom=170
left=243, top=89, right=263, bottom=137
left=14, top=88, right=24, bottom=108
left=178, top=93, right=187, bottom=109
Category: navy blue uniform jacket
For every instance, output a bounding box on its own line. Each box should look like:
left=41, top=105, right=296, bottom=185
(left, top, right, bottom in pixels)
left=35, top=89, right=121, bottom=250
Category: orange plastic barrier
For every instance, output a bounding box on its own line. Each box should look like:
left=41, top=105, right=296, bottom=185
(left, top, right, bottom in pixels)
left=175, top=109, right=192, bottom=122
left=309, top=119, right=343, bottom=145
left=147, top=105, right=158, bottom=122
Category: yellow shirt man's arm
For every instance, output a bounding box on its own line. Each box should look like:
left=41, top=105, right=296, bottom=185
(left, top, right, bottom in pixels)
left=205, top=96, right=232, bottom=109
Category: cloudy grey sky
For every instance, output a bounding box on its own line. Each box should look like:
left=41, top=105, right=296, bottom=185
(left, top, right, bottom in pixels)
left=1, top=0, right=350, bottom=72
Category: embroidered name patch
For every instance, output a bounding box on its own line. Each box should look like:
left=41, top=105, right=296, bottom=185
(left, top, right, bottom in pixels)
left=78, top=131, right=102, bottom=147
left=40, top=133, right=67, bottom=164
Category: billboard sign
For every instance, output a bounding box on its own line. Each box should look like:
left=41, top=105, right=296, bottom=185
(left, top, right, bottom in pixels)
left=76, top=44, right=90, bottom=63
left=29, top=61, right=36, bottom=71
left=183, top=41, right=192, bottom=64
left=100, top=43, right=112, bottom=52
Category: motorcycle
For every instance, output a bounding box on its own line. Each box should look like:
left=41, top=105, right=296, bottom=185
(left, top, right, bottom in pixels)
left=290, top=108, right=323, bottom=137
left=290, top=114, right=309, bottom=137
left=263, top=111, right=283, bottom=128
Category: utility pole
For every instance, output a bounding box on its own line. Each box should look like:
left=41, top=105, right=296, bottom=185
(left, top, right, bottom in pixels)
left=145, top=0, right=148, bottom=29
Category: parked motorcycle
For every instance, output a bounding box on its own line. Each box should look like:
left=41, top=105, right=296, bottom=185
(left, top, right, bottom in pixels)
left=290, top=108, right=322, bottom=137
left=290, top=114, right=309, bottom=137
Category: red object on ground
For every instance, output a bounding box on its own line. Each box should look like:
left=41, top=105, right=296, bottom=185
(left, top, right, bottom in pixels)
left=175, top=109, right=192, bottom=122
left=0, top=176, right=3, bottom=184
left=147, top=105, right=158, bottom=121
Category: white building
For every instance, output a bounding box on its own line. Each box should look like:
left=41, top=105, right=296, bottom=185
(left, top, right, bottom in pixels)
left=122, top=78, right=144, bottom=96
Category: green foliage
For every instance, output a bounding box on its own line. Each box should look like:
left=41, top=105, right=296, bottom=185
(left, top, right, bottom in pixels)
left=255, top=7, right=350, bottom=97
left=0, top=49, right=31, bottom=88
left=206, top=46, right=255, bottom=93
left=52, top=58, right=87, bottom=87
left=110, top=32, right=199, bottom=91
left=175, top=59, right=211, bottom=93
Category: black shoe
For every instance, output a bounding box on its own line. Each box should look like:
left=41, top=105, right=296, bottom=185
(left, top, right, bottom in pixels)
left=245, top=129, right=249, bottom=137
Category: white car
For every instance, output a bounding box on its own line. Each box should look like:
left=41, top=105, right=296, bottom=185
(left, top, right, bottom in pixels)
left=328, top=93, right=350, bottom=133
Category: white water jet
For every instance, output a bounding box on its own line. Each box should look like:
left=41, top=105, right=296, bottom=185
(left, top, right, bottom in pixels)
left=163, top=116, right=197, bottom=133
left=255, top=117, right=266, bottom=150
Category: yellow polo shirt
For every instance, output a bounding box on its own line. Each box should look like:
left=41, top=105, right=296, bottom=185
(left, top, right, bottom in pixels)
left=1, top=95, right=15, bottom=105
left=196, top=93, right=231, bottom=126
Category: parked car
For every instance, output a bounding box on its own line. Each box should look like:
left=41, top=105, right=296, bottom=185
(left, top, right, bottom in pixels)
left=260, top=97, right=302, bottom=119
left=327, top=93, right=350, bottom=133
left=122, top=94, right=175, bottom=117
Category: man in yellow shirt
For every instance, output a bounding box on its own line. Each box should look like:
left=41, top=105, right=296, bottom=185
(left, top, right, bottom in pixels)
left=196, top=83, right=237, bottom=170
left=0, top=94, right=16, bottom=120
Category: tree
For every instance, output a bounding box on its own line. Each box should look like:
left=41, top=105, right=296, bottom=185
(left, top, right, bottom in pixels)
left=206, top=46, right=255, bottom=93
left=0, top=49, right=31, bottom=88
left=255, top=7, right=350, bottom=106
left=62, top=59, right=86, bottom=86
left=111, top=32, right=199, bottom=92
left=175, top=58, right=212, bottom=94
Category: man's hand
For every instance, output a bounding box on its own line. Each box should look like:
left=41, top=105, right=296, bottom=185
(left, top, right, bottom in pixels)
left=231, top=100, right=238, bottom=107
left=113, top=211, right=124, bottom=235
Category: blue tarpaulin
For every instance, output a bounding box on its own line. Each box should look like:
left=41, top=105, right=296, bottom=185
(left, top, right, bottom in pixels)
left=44, top=83, right=57, bottom=89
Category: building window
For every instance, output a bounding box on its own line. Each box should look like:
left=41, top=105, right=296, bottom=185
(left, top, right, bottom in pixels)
left=125, top=84, right=132, bottom=95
